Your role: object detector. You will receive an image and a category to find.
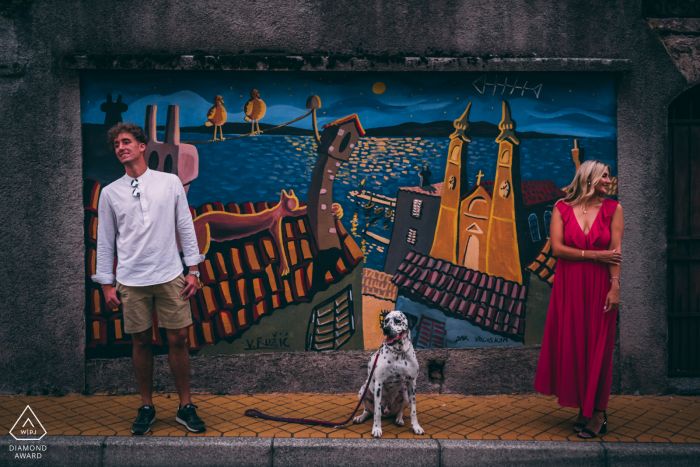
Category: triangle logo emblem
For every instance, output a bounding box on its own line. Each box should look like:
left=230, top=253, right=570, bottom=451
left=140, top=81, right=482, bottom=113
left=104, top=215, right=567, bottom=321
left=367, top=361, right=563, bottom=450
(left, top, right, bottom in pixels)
left=9, top=406, right=47, bottom=441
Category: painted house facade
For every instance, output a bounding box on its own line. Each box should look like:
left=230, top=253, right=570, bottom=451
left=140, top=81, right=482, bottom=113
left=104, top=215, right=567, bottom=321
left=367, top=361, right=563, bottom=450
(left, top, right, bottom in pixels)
left=383, top=183, right=443, bottom=275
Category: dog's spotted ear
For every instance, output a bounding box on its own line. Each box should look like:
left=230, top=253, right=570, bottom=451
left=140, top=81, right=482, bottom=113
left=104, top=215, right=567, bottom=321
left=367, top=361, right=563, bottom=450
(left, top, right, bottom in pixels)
left=403, top=313, right=419, bottom=330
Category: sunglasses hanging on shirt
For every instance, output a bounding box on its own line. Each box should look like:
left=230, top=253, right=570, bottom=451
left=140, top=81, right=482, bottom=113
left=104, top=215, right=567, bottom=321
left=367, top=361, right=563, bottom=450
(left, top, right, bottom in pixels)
left=131, top=179, right=140, bottom=197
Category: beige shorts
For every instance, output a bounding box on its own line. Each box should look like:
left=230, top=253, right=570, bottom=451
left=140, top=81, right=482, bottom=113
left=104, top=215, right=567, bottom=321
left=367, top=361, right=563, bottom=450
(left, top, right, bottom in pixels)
left=117, top=274, right=193, bottom=334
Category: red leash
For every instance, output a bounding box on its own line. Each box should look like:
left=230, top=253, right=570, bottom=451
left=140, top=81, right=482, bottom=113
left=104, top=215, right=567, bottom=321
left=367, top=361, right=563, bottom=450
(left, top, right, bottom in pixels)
left=244, top=352, right=381, bottom=428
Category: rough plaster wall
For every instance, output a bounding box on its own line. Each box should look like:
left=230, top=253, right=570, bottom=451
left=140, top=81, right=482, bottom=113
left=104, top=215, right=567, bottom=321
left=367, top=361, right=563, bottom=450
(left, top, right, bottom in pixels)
left=615, top=22, right=687, bottom=395
left=85, top=346, right=620, bottom=395
left=649, top=19, right=700, bottom=84
left=0, top=11, right=86, bottom=395
left=43, top=0, right=637, bottom=58
left=0, top=0, right=688, bottom=394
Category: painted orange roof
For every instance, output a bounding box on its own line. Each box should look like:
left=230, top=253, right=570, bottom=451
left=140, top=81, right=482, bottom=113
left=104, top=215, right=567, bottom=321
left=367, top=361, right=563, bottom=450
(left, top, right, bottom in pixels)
left=362, top=269, right=399, bottom=301
left=321, top=114, right=366, bottom=136
left=526, top=238, right=557, bottom=285
left=83, top=178, right=364, bottom=357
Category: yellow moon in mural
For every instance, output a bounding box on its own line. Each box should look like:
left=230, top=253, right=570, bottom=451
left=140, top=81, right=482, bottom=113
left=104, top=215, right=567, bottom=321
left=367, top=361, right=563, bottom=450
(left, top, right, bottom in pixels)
left=372, top=82, right=386, bottom=94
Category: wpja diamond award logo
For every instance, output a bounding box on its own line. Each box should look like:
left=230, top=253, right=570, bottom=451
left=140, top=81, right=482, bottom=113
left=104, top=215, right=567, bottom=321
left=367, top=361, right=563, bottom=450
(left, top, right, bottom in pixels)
left=7, top=406, right=48, bottom=460
left=10, top=406, right=46, bottom=441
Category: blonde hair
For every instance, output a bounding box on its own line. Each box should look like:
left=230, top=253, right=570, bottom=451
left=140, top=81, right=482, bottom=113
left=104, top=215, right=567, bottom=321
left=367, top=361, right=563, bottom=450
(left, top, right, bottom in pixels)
left=561, top=159, right=611, bottom=206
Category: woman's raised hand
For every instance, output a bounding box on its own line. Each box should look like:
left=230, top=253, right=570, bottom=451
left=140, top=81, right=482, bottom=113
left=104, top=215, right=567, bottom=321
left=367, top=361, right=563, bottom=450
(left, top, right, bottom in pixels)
left=596, top=249, right=621, bottom=265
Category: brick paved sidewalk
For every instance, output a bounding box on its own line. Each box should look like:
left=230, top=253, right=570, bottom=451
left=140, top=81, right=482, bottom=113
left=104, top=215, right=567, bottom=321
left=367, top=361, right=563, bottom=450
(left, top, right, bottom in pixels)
left=1, top=393, right=698, bottom=442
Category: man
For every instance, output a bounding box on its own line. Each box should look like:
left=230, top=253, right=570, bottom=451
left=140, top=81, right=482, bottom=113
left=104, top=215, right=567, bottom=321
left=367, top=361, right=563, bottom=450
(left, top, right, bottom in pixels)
left=92, top=122, right=206, bottom=435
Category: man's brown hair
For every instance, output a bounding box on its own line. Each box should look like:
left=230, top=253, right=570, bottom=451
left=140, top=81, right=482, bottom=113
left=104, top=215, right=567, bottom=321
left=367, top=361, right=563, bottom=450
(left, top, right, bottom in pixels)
left=107, top=122, right=149, bottom=151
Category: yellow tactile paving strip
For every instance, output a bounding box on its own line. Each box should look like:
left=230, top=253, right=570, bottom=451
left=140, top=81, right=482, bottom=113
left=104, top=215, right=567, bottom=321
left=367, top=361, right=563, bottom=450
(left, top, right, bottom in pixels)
left=1, top=394, right=699, bottom=442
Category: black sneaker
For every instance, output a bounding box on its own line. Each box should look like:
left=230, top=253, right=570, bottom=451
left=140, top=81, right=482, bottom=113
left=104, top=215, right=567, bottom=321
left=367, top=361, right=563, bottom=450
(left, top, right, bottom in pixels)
left=131, top=405, right=156, bottom=435
left=175, top=404, right=206, bottom=433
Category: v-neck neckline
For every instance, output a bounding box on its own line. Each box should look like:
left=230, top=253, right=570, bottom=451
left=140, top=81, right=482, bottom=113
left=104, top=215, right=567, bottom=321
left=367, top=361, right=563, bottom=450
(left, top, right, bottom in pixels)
left=572, top=200, right=604, bottom=236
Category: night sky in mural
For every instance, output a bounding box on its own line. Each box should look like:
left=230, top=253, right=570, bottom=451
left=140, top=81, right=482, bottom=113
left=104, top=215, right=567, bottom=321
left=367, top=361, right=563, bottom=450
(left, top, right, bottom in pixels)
left=81, top=71, right=616, bottom=138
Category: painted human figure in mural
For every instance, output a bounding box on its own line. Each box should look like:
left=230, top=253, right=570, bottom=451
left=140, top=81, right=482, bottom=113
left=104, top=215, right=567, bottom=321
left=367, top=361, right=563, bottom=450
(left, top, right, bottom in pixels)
left=91, top=122, right=207, bottom=435
left=534, top=160, right=624, bottom=439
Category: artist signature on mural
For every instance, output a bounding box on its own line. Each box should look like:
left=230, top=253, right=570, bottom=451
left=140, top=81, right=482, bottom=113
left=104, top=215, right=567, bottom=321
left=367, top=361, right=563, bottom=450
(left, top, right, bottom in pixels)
left=455, top=335, right=510, bottom=344
left=244, top=332, right=291, bottom=351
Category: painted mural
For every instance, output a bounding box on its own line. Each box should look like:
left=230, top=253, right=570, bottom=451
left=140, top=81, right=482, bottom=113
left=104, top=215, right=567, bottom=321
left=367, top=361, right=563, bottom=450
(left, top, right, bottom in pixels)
left=81, top=71, right=617, bottom=358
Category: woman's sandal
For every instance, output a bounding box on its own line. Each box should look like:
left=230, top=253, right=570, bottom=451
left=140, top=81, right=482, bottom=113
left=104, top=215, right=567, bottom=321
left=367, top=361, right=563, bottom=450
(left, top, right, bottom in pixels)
left=578, top=411, right=607, bottom=439
left=573, top=410, right=588, bottom=432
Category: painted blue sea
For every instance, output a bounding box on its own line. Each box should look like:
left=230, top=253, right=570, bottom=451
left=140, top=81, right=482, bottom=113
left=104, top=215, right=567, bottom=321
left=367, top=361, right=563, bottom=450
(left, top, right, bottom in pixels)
left=181, top=133, right=617, bottom=271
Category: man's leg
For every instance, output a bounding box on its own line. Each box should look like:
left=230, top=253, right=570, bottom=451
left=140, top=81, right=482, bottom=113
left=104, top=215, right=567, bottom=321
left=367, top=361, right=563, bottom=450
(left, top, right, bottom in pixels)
left=155, top=274, right=204, bottom=432
left=166, top=327, right=191, bottom=407
left=168, top=327, right=206, bottom=432
left=132, top=329, right=154, bottom=406
left=131, top=328, right=157, bottom=435
left=119, top=282, right=158, bottom=435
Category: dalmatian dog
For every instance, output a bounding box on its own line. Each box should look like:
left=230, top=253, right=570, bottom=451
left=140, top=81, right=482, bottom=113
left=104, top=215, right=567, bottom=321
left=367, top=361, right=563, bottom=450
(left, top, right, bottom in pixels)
left=353, top=310, right=424, bottom=438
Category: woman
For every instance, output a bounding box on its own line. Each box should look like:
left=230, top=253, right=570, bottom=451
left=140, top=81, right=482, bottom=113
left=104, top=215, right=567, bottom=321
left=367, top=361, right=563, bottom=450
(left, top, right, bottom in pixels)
left=534, top=160, right=623, bottom=439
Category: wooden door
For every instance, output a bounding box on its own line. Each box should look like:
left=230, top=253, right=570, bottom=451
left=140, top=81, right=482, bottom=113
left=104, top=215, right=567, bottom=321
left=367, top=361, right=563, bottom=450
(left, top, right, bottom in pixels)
left=668, top=87, right=700, bottom=376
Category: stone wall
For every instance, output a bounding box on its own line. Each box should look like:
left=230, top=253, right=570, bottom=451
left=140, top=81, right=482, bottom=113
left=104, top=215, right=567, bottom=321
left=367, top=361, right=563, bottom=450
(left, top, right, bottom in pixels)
left=649, top=18, right=700, bottom=84
left=0, top=0, right=689, bottom=395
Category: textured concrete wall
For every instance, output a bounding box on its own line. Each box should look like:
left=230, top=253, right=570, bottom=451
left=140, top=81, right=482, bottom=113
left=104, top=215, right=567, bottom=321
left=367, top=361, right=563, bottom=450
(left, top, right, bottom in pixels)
left=648, top=19, right=700, bottom=84
left=85, top=344, right=619, bottom=395
left=0, top=0, right=688, bottom=395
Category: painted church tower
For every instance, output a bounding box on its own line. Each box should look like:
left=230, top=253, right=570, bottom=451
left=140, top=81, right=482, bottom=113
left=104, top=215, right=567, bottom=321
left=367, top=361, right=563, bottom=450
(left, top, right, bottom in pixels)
left=429, top=104, right=472, bottom=263
left=485, top=101, right=525, bottom=284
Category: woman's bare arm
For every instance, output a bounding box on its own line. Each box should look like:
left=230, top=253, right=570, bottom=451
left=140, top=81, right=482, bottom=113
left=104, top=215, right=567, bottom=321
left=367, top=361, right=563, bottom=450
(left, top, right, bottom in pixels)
left=550, top=203, right=621, bottom=265
left=607, top=204, right=624, bottom=290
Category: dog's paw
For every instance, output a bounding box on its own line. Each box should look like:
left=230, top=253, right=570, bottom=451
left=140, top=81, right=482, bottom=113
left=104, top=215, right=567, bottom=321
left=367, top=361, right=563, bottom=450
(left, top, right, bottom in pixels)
left=412, top=424, right=425, bottom=435
left=395, top=416, right=405, bottom=427
left=353, top=415, right=365, bottom=424
left=372, top=426, right=383, bottom=438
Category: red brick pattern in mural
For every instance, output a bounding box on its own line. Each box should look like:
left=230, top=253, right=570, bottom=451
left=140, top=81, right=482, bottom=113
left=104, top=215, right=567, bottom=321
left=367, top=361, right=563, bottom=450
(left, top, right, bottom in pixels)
left=392, top=251, right=528, bottom=340
left=83, top=178, right=364, bottom=358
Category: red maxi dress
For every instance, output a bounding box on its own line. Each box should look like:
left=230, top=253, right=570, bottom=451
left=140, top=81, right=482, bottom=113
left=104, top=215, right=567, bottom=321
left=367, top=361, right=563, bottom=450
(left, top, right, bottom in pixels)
left=534, top=199, right=618, bottom=417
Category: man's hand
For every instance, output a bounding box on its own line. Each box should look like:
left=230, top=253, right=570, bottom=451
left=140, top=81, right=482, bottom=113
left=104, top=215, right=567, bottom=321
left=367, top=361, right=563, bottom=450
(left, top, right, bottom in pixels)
left=102, top=284, right=121, bottom=310
left=180, top=274, right=199, bottom=300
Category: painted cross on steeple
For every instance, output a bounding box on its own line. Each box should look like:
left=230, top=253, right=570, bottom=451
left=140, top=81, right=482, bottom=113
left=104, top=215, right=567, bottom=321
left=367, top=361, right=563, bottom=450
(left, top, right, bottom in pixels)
left=476, top=170, right=485, bottom=185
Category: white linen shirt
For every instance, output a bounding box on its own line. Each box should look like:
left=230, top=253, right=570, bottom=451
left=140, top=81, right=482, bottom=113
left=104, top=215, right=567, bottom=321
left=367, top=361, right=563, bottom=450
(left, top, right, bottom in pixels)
left=91, top=168, right=205, bottom=287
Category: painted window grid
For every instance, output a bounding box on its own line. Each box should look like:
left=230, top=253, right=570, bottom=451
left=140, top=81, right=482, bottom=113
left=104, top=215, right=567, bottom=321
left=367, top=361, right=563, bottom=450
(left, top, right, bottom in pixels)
left=412, top=199, right=423, bottom=219
left=407, top=228, right=417, bottom=245
left=413, top=315, right=447, bottom=349
left=305, top=285, right=355, bottom=351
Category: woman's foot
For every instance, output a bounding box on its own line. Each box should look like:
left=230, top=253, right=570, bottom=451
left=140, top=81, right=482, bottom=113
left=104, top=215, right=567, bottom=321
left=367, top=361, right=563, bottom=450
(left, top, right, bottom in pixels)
left=578, top=411, right=607, bottom=439
left=573, top=409, right=589, bottom=433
